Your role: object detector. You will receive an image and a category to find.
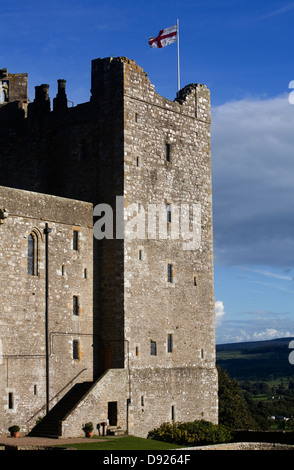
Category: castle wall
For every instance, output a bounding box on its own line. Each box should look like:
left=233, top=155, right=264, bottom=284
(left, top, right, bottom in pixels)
left=0, top=186, right=93, bottom=434
left=121, top=59, right=218, bottom=434
left=0, top=58, right=218, bottom=437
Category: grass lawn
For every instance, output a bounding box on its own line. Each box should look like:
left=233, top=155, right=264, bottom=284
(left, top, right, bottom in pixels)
left=57, top=435, right=185, bottom=451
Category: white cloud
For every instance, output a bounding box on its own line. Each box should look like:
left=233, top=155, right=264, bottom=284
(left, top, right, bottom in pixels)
left=252, top=328, right=292, bottom=341
left=211, top=94, right=294, bottom=269
left=215, top=300, right=226, bottom=326
left=239, top=267, right=293, bottom=281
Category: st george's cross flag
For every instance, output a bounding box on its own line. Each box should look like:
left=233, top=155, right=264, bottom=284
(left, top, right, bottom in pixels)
left=149, top=24, right=178, bottom=48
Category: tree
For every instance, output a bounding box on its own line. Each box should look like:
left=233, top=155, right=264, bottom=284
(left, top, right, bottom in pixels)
left=218, top=366, right=258, bottom=430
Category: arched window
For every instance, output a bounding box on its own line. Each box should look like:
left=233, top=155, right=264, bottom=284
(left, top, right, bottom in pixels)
left=28, top=232, right=38, bottom=276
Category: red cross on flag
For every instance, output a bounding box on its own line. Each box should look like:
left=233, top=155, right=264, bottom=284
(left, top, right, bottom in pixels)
left=149, top=24, right=178, bottom=48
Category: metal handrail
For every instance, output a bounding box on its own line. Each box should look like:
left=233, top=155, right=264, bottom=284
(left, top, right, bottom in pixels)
left=27, top=368, right=88, bottom=423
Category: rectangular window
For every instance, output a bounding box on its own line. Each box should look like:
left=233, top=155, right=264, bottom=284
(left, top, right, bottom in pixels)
left=166, top=143, right=171, bottom=162
left=139, top=249, right=143, bottom=260
left=166, top=204, right=171, bottom=223
left=73, top=340, right=80, bottom=360
left=73, top=295, right=79, bottom=316
left=8, top=392, right=14, bottom=409
left=171, top=405, right=175, bottom=421
left=167, top=264, right=173, bottom=283
left=193, top=276, right=197, bottom=287
left=73, top=230, right=79, bottom=251
left=150, top=340, right=157, bottom=356
left=167, top=334, right=173, bottom=353
left=28, top=232, right=38, bottom=276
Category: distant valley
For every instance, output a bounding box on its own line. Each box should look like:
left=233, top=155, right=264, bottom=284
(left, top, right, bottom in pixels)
left=216, top=337, right=294, bottom=381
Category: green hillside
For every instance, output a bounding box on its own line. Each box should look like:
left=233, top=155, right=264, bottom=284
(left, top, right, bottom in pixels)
left=216, top=337, right=294, bottom=381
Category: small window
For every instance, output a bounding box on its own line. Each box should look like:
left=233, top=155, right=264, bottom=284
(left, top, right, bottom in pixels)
left=166, top=204, right=171, bottom=223
left=136, top=156, right=140, bottom=167
left=8, top=392, right=14, bottom=409
left=167, top=334, right=173, bottom=353
left=139, top=249, right=143, bottom=260
left=141, top=395, right=144, bottom=407
left=150, top=340, right=157, bottom=356
left=73, top=295, right=79, bottom=316
left=34, top=385, right=37, bottom=396
left=136, top=346, right=139, bottom=357
left=28, top=232, right=38, bottom=276
left=62, top=264, right=66, bottom=276
left=171, top=405, right=175, bottom=421
left=73, top=340, right=80, bottom=360
left=167, top=264, right=173, bottom=283
left=73, top=230, right=79, bottom=251
left=83, top=268, right=87, bottom=279
left=166, top=143, right=171, bottom=162
left=135, top=113, right=139, bottom=122
left=193, top=276, right=197, bottom=287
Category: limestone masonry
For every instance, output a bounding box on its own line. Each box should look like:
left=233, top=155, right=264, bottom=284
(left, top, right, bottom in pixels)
left=0, top=57, right=218, bottom=438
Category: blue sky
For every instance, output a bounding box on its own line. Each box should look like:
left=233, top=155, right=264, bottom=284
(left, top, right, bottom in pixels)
left=2, top=0, right=294, bottom=344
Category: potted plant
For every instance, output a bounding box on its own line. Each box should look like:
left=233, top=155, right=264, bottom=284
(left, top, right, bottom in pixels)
left=8, top=425, right=20, bottom=438
left=82, top=422, right=94, bottom=437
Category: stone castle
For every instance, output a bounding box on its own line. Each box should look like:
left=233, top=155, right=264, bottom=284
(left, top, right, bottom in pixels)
left=0, top=57, right=218, bottom=438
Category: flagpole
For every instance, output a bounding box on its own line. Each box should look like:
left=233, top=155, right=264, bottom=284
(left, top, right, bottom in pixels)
left=177, top=19, right=180, bottom=93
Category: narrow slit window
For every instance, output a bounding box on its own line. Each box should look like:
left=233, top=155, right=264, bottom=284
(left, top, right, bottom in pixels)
left=62, top=264, right=65, bottom=276
left=193, top=276, right=197, bottom=287
left=84, top=268, right=87, bottom=278
left=73, top=230, right=79, bottom=251
left=150, top=340, right=157, bottom=356
left=171, top=405, right=175, bottom=421
left=8, top=392, right=14, bottom=409
left=139, top=250, right=143, bottom=260
left=167, top=334, right=173, bottom=353
left=136, top=156, right=140, bottom=167
left=166, top=204, right=171, bottom=223
left=73, top=340, right=80, bottom=360
left=167, top=264, right=173, bottom=283
left=166, top=143, right=171, bottom=162
left=73, top=295, right=79, bottom=316
left=28, top=232, right=38, bottom=276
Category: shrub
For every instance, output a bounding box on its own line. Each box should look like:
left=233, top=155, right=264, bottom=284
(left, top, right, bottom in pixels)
left=82, top=422, right=94, bottom=433
left=148, top=420, right=232, bottom=447
left=8, top=425, right=20, bottom=434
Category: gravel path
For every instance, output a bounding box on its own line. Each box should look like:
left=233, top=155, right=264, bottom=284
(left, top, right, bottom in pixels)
left=0, top=435, right=105, bottom=449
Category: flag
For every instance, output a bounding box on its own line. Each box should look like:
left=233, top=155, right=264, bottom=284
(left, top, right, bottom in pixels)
left=149, top=25, right=178, bottom=48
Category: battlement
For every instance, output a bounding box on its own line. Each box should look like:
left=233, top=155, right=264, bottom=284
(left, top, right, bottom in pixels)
left=0, top=68, right=28, bottom=105
left=0, top=58, right=210, bottom=126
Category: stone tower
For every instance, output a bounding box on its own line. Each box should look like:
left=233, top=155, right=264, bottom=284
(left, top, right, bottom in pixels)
left=0, top=58, right=218, bottom=437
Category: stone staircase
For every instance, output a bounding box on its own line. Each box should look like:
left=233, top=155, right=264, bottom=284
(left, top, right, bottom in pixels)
left=107, top=426, right=125, bottom=436
left=28, top=381, right=93, bottom=438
